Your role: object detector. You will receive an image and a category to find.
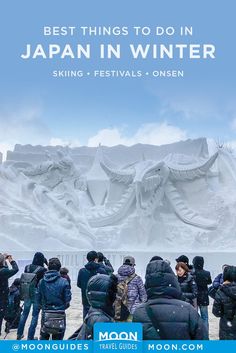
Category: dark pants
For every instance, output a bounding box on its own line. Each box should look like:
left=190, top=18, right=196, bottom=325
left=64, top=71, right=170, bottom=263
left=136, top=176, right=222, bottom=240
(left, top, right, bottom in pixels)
left=40, top=331, right=65, bottom=340
left=0, top=297, right=8, bottom=334
left=17, top=298, right=40, bottom=339
left=5, top=310, right=21, bottom=332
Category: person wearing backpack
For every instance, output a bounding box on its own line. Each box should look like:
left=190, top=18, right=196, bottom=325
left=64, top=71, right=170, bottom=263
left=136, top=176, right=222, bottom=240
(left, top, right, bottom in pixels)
left=69, top=274, right=117, bottom=340
left=37, top=257, right=71, bottom=340
left=115, top=256, right=147, bottom=321
left=77, top=251, right=107, bottom=319
left=17, top=252, right=47, bottom=340
left=212, top=266, right=236, bottom=339
left=0, top=253, right=19, bottom=336
left=133, top=259, right=208, bottom=340
left=4, top=278, right=22, bottom=334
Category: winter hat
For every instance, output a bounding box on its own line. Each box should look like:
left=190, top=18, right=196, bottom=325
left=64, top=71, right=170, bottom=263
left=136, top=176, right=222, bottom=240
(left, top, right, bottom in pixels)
left=87, top=251, right=98, bottom=262
left=175, top=255, right=189, bottom=265
left=0, top=253, right=5, bottom=266
left=32, top=252, right=45, bottom=267
left=150, top=256, right=163, bottom=262
left=123, top=256, right=135, bottom=266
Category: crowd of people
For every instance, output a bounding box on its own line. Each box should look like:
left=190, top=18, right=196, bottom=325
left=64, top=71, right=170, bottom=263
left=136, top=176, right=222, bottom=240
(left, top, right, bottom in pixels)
left=0, top=251, right=236, bottom=341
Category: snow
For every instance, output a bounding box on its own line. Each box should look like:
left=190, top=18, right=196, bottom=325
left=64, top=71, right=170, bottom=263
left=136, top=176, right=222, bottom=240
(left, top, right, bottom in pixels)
left=0, top=138, right=236, bottom=252
left=0, top=287, right=220, bottom=341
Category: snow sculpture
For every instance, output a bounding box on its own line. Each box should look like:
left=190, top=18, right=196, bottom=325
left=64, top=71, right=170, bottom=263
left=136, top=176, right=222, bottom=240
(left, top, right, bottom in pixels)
left=1, top=139, right=236, bottom=251
left=87, top=152, right=218, bottom=230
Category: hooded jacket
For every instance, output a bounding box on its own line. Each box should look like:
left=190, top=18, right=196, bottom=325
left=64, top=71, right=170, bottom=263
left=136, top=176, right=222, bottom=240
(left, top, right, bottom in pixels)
left=37, top=270, right=71, bottom=311
left=69, top=274, right=117, bottom=340
left=192, top=256, right=212, bottom=306
left=24, top=252, right=47, bottom=287
left=213, top=282, right=236, bottom=339
left=86, top=274, right=117, bottom=328
left=117, top=264, right=147, bottom=314
left=77, top=261, right=107, bottom=306
left=0, top=260, right=19, bottom=302
left=133, top=260, right=208, bottom=340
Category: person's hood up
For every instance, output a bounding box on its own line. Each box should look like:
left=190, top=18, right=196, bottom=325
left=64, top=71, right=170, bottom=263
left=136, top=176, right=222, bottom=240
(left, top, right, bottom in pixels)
left=32, top=252, right=45, bottom=267
left=145, top=260, right=182, bottom=300
left=193, top=256, right=204, bottom=270
left=87, top=274, right=117, bottom=316
left=118, top=264, right=135, bottom=277
left=221, top=283, right=236, bottom=300
left=44, top=270, right=60, bottom=283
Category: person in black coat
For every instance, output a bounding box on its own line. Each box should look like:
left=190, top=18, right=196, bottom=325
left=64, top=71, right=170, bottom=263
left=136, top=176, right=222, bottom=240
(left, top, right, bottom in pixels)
left=212, top=266, right=236, bottom=340
left=175, top=262, right=198, bottom=307
left=132, top=260, right=208, bottom=340
left=0, top=254, right=19, bottom=336
left=73, top=274, right=117, bottom=340
left=17, top=251, right=47, bottom=340
left=4, top=278, right=22, bottom=333
left=37, top=257, right=72, bottom=340
left=77, top=251, right=107, bottom=318
left=192, top=256, right=212, bottom=334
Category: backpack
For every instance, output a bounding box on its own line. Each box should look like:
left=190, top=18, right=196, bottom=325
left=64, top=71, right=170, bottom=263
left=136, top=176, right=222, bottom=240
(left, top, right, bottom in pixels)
left=114, top=273, right=137, bottom=321
left=20, top=265, right=41, bottom=300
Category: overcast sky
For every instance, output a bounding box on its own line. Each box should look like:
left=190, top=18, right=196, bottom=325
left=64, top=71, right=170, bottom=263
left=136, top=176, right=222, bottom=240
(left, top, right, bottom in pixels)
left=0, top=0, right=236, bottom=158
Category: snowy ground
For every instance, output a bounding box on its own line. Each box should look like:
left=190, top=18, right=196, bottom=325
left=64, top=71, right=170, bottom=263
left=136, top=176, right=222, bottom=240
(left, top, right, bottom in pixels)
left=0, top=287, right=219, bottom=341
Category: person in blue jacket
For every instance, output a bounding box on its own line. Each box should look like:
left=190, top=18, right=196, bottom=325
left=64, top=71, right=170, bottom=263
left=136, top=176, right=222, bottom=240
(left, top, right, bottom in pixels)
left=213, top=264, right=230, bottom=290
left=37, top=257, right=72, bottom=340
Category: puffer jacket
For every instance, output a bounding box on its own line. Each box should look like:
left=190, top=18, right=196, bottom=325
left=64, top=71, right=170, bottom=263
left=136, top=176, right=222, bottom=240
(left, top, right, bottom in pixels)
left=70, top=274, right=117, bottom=340
left=37, top=270, right=71, bottom=311
left=133, top=260, right=208, bottom=340
left=213, top=273, right=224, bottom=290
left=192, top=256, right=212, bottom=306
left=213, top=282, right=236, bottom=339
left=4, top=282, right=21, bottom=320
left=77, top=261, right=107, bottom=307
left=178, top=273, right=198, bottom=306
left=117, top=265, right=147, bottom=314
